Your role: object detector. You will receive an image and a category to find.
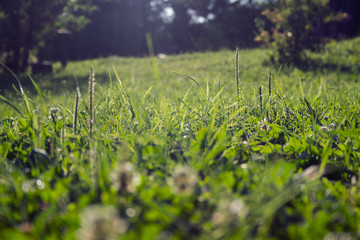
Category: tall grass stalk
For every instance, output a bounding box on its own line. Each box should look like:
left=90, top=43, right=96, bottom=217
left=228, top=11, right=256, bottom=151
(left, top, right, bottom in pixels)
left=73, top=86, right=81, bottom=133
left=113, top=67, right=135, bottom=119
left=235, top=48, right=240, bottom=108
left=146, top=32, right=160, bottom=87
left=89, top=66, right=95, bottom=137
left=298, top=74, right=305, bottom=100
left=259, top=86, right=262, bottom=113
left=268, top=72, right=272, bottom=97
left=29, top=76, right=49, bottom=115
left=0, top=95, right=23, bottom=116
left=0, top=61, right=32, bottom=118
left=89, top=142, right=99, bottom=199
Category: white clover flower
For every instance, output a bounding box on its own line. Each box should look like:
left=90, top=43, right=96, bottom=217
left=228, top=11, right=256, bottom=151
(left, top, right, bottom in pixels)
left=323, top=232, right=353, bottom=240
left=36, top=179, right=45, bottom=190
left=320, top=123, right=336, bottom=131
left=211, top=198, right=249, bottom=226
left=21, top=180, right=35, bottom=193
left=167, top=165, right=198, bottom=196
left=110, top=162, right=141, bottom=194
left=77, top=205, right=128, bottom=240
left=49, top=107, right=60, bottom=114
left=258, top=117, right=270, bottom=131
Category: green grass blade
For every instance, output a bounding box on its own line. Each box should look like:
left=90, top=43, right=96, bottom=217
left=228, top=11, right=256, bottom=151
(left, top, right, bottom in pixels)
left=298, top=73, right=304, bottom=99
left=235, top=48, right=240, bottom=108
left=0, top=61, right=24, bottom=96
left=28, top=75, right=48, bottom=115
left=173, top=71, right=200, bottom=87
left=0, top=95, right=23, bottom=116
left=146, top=32, right=161, bottom=85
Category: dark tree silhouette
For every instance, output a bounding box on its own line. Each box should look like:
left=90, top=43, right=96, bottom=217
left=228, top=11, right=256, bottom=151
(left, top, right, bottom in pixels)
left=0, top=0, right=93, bottom=72
left=1, top=0, right=359, bottom=71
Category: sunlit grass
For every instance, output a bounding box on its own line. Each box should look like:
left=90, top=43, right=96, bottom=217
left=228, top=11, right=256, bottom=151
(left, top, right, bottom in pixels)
left=0, top=37, right=359, bottom=239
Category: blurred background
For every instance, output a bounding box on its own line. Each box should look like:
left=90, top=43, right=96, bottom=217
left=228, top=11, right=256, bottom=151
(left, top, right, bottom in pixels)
left=1, top=0, right=360, bottom=73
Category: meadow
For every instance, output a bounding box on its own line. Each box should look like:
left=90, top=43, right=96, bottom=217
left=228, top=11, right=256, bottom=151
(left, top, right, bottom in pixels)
left=0, top=37, right=359, bottom=239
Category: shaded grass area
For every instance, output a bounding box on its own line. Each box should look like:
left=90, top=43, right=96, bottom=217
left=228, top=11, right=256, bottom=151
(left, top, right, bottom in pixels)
left=0, top=37, right=359, bottom=239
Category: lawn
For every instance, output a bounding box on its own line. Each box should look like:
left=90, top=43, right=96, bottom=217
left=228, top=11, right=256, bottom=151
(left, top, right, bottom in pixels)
left=0, top=37, right=359, bottom=239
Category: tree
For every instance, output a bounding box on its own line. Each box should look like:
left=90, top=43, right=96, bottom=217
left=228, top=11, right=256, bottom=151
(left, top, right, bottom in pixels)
left=255, top=0, right=347, bottom=64
left=163, top=0, right=261, bottom=51
left=328, top=0, right=360, bottom=37
left=207, top=0, right=262, bottom=49
left=0, top=0, right=93, bottom=72
left=66, top=0, right=166, bottom=59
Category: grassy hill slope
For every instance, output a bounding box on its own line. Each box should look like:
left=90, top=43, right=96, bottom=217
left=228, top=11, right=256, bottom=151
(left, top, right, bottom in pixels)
left=0, top=37, right=359, bottom=239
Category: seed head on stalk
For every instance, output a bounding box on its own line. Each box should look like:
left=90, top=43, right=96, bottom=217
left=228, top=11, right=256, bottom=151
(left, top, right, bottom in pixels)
left=73, top=86, right=81, bottom=133
left=88, top=66, right=95, bottom=137
left=235, top=48, right=240, bottom=108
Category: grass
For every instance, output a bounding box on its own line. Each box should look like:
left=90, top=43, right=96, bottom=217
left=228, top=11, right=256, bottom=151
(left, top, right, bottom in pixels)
left=0, top=37, right=359, bottom=239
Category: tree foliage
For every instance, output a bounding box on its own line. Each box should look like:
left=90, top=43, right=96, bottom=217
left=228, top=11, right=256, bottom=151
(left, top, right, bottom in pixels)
left=67, top=0, right=263, bottom=59
left=1, top=0, right=359, bottom=71
left=255, top=0, right=348, bottom=64
left=0, top=0, right=94, bottom=72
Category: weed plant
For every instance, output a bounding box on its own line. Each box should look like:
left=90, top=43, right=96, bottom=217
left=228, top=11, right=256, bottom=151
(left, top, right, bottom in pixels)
left=0, top=38, right=359, bottom=239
